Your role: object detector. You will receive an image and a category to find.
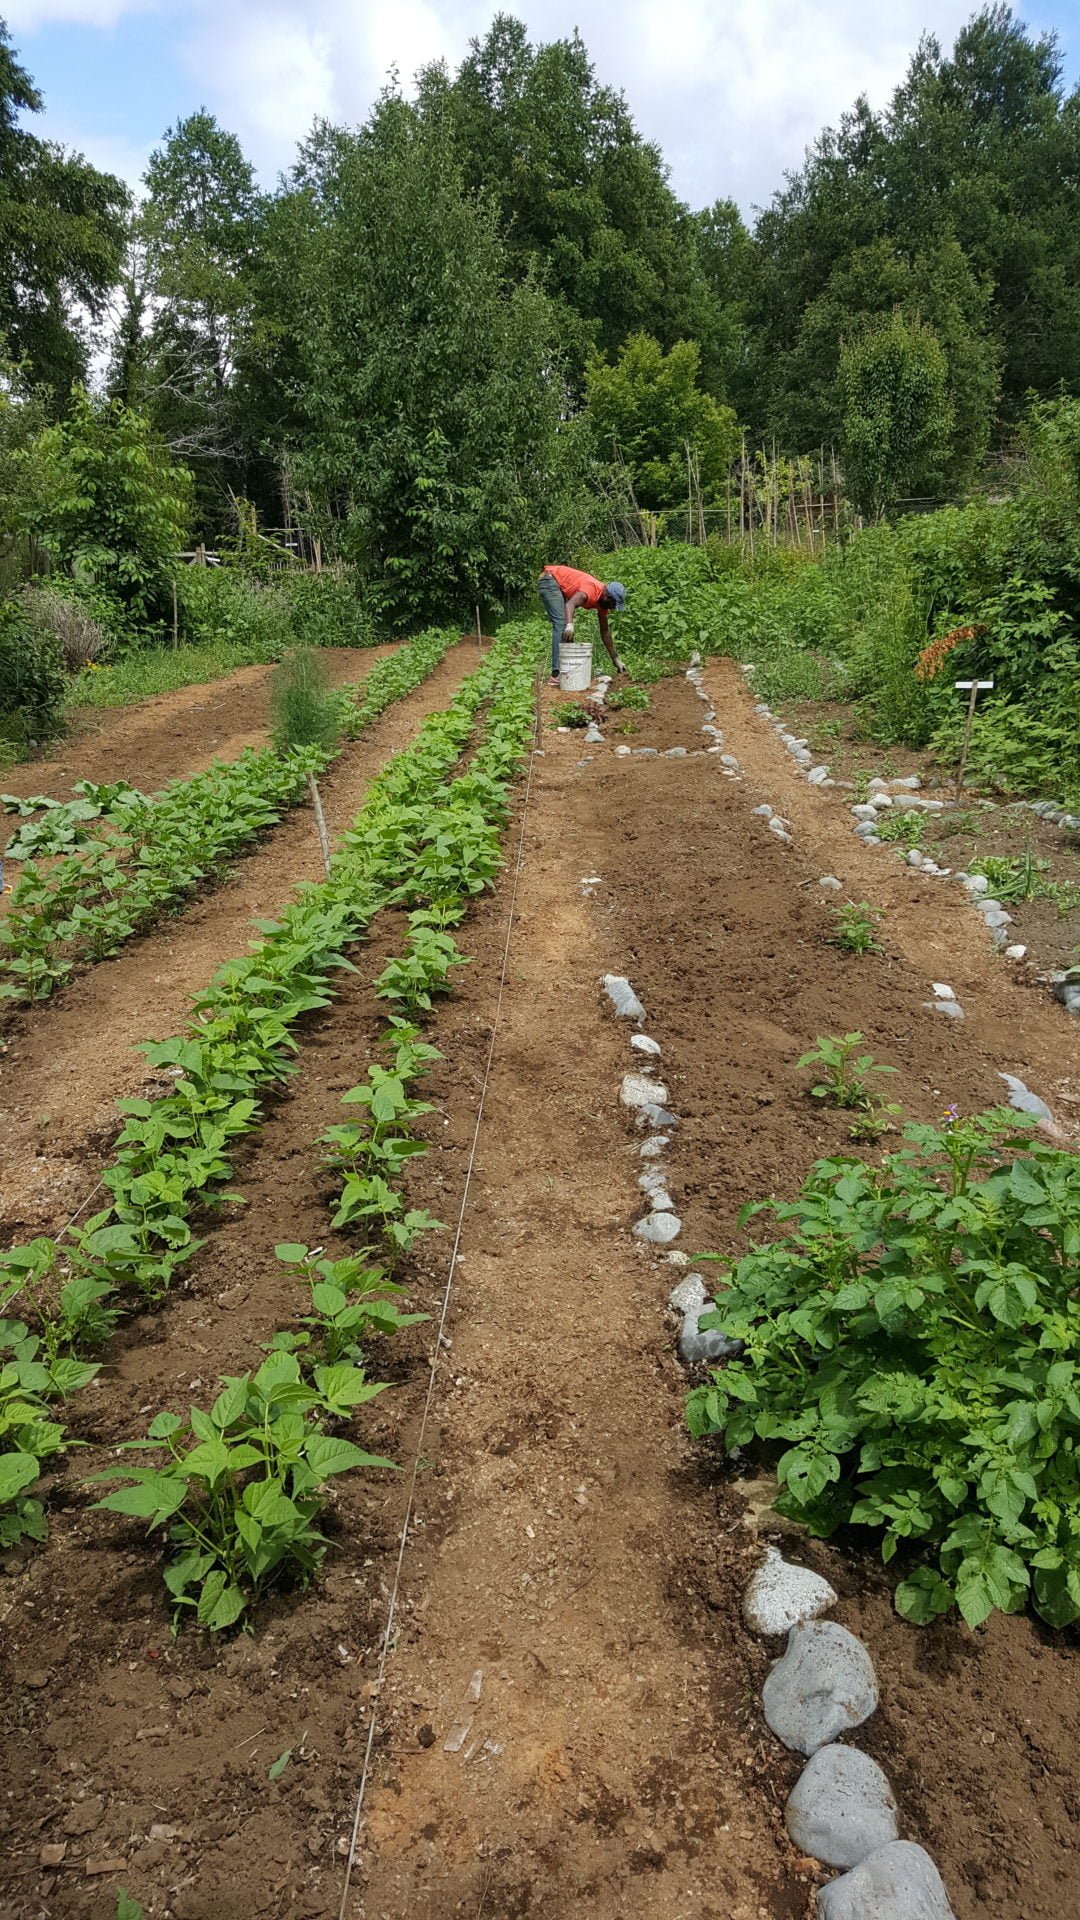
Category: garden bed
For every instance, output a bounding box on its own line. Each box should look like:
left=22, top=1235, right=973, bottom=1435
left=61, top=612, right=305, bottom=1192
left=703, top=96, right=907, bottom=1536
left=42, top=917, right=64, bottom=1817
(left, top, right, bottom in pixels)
left=1, top=658, right=1077, bottom=1919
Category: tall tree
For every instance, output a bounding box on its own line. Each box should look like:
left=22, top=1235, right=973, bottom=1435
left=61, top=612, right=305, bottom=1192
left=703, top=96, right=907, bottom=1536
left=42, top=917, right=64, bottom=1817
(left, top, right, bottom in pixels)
left=419, top=15, right=715, bottom=378
left=138, top=110, right=264, bottom=520
left=0, top=20, right=129, bottom=400
left=291, top=92, right=593, bottom=626
left=585, top=334, right=738, bottom=511
left=839, top=313, right=952, bottom=517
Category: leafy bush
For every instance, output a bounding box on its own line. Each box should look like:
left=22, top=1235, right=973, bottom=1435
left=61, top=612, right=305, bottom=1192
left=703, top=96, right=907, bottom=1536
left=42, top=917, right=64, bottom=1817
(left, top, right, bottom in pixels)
left=21, top=584, right=109, bottom=672
left=22, top=391, right=191, bottom=631
left=276, top=570, right=376, bottom=649
left=175, top=565, right=291, bottom=662
left=0, top=597, right=66, bottom=751
left=687, top=1110, right=1080, bottom=1629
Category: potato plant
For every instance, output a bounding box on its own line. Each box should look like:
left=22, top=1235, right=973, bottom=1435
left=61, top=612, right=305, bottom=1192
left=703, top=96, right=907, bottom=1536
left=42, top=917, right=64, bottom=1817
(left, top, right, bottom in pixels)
left=687, top=1108, right=1080, bottom=1629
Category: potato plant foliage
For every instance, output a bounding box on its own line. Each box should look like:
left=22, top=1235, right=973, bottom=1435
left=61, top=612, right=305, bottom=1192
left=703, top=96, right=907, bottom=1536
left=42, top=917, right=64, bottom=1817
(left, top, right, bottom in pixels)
left=687, top=1110, right=1080, bottom=1629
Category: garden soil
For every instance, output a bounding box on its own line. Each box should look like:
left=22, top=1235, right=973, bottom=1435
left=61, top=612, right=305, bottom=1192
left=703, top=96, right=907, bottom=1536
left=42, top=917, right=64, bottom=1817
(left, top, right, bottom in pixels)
left=0, top=664, right=1077, bottom=1920
left=0, top=646, right=398, bottom=848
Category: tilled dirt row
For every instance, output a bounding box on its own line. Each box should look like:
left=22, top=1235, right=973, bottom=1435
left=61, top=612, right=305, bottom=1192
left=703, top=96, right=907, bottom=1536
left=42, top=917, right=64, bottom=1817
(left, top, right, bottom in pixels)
left=0, top=643, right=476, bottom=1241
left=1, top=646, right=399, bottom=843
left=0, top=664, right=1076, bottom=1920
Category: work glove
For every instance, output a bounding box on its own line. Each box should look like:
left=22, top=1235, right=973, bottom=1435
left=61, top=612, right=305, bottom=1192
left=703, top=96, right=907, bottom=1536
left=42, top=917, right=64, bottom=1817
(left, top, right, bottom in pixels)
left=615, top=655, right=627, bottom=673
left=562, top=623, right=575, bottom=640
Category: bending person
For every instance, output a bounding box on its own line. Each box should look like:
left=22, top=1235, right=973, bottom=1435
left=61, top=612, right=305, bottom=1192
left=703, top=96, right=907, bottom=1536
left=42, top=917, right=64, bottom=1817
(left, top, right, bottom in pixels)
left=538, top=565, right=627, bottom=683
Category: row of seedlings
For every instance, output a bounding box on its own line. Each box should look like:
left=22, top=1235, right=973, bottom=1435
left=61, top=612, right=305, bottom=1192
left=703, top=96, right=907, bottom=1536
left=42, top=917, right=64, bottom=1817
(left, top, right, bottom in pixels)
left=0, top=629, right=539, bottom=1573
left=0, top=625, right=458, bottom=1005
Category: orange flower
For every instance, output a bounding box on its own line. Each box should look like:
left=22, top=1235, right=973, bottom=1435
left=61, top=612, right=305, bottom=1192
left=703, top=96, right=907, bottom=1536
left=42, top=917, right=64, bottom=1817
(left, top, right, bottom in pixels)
left=914, top=623, right=986, bottom=682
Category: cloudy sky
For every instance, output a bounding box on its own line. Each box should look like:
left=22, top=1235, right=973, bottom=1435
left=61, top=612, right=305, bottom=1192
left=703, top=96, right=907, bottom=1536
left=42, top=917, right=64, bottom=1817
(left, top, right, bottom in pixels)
left=6, top=1, right=1078, bottom=215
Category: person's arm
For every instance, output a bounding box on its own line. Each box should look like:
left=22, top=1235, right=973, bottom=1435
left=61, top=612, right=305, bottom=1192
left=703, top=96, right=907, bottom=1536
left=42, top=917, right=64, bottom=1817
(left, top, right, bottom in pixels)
left=562, top=590, right=588, bottom=635
left=597, top=607, right=620, bottom=669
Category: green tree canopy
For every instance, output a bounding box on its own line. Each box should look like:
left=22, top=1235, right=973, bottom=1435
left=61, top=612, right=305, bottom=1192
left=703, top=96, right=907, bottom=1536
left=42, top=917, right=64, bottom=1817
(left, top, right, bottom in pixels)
left=0, top=20, right=129, bottom=399
left=418, top=14, right=715, bottom=378
left=839, top=312, right=952, bottom=517
left=289, top=92, right=593, bottom=626
left=585, top=333, right=738, bottom=511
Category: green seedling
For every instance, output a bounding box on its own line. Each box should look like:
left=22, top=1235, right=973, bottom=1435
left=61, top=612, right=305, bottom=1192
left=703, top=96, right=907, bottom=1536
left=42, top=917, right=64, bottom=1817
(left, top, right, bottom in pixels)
left=828, top=901, right=884, bottom=955
left=89, top=1351, right=395, bottom=1630
left=875, top=809, right=925, bottom=848
left=275, top=1245, right=426, bottom=1362
left=797, top=1033, right=899, bottom=1110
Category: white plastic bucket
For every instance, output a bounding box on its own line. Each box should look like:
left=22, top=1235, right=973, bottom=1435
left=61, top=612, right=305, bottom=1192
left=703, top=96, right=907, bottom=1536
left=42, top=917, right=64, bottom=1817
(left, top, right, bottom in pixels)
left=559, top=640, right=593, bottom=692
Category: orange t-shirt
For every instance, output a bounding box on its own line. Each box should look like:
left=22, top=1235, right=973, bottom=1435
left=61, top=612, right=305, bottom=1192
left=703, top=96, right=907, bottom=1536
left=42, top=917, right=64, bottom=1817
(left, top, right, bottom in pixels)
left=543, top=565, right=606, bottom=609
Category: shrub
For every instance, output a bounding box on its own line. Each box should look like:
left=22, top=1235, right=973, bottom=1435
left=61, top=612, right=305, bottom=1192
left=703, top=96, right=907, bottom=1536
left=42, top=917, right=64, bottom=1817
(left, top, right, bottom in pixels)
left=269, top=647, right=342, bottom=755
left=0, top=598, right=66, bottom=751
left=21, top=584, right=109, bottom=673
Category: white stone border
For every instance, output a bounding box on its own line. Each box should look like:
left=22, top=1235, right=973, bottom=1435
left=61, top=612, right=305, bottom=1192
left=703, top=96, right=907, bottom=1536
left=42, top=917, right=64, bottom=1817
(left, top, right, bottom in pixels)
left=739, top=667, right=1079, bottom=1019
left=598, top=963, right=957, bottom=1917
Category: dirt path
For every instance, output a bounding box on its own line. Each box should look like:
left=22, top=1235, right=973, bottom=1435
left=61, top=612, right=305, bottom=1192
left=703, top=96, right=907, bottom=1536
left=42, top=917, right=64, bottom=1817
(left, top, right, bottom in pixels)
left=0, top=666, right=1076, bottom=1920
left=0, top=643, right=474, bottom=1240
left=356, top=674, right=1077, bottom=1920
left=0, top=645, right=399, bottom=851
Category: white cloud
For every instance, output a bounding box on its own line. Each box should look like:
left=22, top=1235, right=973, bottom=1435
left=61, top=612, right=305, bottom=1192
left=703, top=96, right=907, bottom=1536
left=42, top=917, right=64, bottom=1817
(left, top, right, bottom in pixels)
left=12, top=0, right=982, bottom=212
left=6, top=0, right=157, bottom=26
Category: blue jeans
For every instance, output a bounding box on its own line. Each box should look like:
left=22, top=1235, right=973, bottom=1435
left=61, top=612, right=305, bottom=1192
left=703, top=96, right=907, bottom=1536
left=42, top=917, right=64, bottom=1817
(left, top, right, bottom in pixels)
left=538, top=573, right=567, bottom=674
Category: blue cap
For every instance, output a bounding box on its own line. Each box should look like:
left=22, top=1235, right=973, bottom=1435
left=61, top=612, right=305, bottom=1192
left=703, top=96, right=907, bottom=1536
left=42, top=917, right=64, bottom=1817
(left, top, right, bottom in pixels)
left=605, top=581, right=626, bottom=611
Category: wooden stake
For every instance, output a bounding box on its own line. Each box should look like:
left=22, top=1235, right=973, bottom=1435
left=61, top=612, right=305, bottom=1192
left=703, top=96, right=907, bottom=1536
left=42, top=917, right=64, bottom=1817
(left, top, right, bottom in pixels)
left=171, top=578, right=178, bottom=649
left=307, top=771, right=332, bottom=877
left=475, top=605, right=482, bottom=649
left=954, top=679, right=993, bottom=799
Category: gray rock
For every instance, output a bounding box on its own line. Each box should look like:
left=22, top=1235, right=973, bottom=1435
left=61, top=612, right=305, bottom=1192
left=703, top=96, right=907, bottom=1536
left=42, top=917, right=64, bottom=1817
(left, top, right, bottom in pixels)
left=665, top=746, right=688, bottom=758
left=720, top=753, right=740, bottom=770
left=906, top=850, right=924, bottom=868
left=888, top=774, right=922, bottom=791
left=1004, top=943, right=1027, bottom=960
left=614, top=744, right=632, bottom=756
left=786, top=1746, right=900, bottom=1868
left=753, top=703, right=771, bottom=714
left=792, top=748, right=813, bottom=766
left=639, top=1133, right=670, bottom=1158
left=1054, top=980, right=1080, bottom=1015
left=752, top=803, right=774, bottom=818
left=743, top=1547, right=837, bottom=1637
left=961, top=873, right=989, bottom=895
left=678, top=1304, right=741, bottom=1365
left=602, top=975, right=646, bottom=1021
left=636, top=1102, right=680, bottom=1128
left=669, top=1273, right=707, bottom=1314
left=851, top=803, right=878, bottom=822
left=999, top=1071, right=1054, bottom=1123
left=635, top=1210, right=682, bottom=1245
left=980, top=906, right=1012, bottom=930
left=620, top=1073, right=670, bottom=1110
left=634, top=746, right=659, bottom=756
left=769, top=820, right=793, bottom=843
left=868, top=792, right=894, bottom=810
left=924, top=999, right=964, bottom=1021
left=762, top=1621, right=879, bottom=1755
left=818, top=875, right=842, bottom=891
left=853, top=822, right=879, bottom=840
left=630, top=1032, right=662, bottom=1057
left=584, top=722, right=603, bottom=744
left=808, top=767, right=830, bottom=785
left=639, top=1168, right=668, bottom=1193
left=817, top=1843, right=956, bottom=1920
left=648, top=1186, right=675, bottom=1214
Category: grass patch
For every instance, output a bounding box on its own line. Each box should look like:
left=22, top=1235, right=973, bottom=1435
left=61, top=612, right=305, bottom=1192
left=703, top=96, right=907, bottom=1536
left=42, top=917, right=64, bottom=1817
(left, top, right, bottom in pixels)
left=68, top=638, right=290, bottom=711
